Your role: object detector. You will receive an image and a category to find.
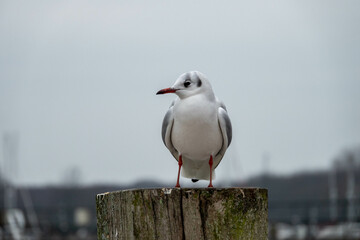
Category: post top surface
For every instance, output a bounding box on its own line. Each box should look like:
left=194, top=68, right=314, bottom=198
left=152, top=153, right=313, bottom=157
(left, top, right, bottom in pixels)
left=96, top=187, right=267, bottom=197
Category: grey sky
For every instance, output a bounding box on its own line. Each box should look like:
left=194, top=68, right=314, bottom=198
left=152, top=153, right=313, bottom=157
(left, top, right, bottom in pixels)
left=0, top=1, right=359, bottom=186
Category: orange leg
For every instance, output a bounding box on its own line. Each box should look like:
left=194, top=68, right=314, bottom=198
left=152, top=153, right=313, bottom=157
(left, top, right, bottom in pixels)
left=175, top=155, right=183, bottom=188
left=208, top=155, right=214, bottom=188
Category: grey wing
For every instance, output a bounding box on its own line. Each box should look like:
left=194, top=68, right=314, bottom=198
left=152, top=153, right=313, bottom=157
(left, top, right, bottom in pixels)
left=218, top=107, right=232, bottom=147
left=161, top=101, right=179, bottom=160
left=214, top=105, right=232, bottom=168
left=215, top=98, right=232, bottom=146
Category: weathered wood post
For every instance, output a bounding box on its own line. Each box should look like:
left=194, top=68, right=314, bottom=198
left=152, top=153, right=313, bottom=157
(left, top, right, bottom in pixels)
left=96, top=188, right=268, bottom=240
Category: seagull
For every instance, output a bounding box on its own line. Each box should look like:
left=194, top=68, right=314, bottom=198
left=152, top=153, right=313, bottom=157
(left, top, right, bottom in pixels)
left=156, top=71, right=232, bottom=188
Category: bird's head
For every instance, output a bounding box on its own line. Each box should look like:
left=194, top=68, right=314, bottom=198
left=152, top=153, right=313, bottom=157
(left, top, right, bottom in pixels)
left=156, top=71, right=214, bottom=99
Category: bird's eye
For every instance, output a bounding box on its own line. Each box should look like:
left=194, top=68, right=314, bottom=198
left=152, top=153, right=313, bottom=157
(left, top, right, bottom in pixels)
left=184, top=80, right=191, bottom=88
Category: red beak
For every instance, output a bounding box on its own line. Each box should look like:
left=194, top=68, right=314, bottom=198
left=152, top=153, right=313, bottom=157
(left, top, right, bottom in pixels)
left=156, top=87, right=177, bottom=95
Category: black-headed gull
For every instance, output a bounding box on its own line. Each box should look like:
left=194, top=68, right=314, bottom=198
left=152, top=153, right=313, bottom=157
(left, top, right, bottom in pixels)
left=157, top=71, right=232, bottom=188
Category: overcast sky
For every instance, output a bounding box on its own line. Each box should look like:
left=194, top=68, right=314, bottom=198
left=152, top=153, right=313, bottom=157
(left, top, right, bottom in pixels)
left=0, top=1, right=359, bottom=186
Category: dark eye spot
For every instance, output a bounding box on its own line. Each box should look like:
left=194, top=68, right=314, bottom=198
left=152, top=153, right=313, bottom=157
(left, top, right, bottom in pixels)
left=197, top=80, right=202, bottom=87
left=184, top=80, right=191, bottom=88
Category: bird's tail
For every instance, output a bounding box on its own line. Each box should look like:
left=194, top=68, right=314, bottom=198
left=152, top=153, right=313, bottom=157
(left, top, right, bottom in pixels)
left=181, top=157, right=215, bottom=181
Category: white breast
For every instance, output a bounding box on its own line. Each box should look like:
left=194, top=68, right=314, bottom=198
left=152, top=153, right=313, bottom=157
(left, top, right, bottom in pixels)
left=171, top=95, right=222, bottom=161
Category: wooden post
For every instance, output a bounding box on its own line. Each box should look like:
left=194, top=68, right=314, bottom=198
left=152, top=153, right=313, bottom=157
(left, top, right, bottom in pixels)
left=96, top=188, right=268, bottom=240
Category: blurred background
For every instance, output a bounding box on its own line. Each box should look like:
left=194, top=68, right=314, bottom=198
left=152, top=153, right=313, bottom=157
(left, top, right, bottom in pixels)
left=0, top=1, right=359, bottom=239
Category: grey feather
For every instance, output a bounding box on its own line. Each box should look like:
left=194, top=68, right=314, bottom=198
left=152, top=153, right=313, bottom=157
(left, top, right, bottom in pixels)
left=161, top=109, right=173, bottom=145
left=216, top=98, right=231, bottom=146
left=161, top=99, right=179, bottom=161
left=214, top=106, right=232, bottom=169
left=222, top=109, right=232, bottom=146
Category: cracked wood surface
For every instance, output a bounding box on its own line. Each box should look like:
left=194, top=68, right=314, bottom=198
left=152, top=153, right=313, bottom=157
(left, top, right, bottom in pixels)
left=96, top=188, right=268, bottom=240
